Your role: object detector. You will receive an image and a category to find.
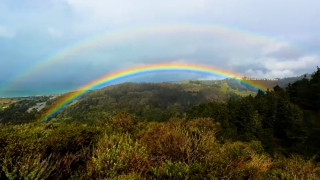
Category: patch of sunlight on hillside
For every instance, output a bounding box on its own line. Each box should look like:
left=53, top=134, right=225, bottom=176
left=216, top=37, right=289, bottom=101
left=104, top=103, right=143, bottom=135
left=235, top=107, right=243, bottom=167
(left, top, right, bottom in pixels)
left=219, top=82, right=255, bottom=97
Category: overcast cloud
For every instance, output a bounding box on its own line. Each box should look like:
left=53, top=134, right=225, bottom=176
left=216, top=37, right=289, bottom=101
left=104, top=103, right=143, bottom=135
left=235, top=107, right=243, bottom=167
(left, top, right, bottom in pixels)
left=0, top=0, right=320, bottom=92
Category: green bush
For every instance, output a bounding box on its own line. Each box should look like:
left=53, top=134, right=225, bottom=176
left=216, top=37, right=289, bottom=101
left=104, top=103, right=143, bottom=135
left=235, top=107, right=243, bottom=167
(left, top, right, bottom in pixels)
left=1, top=154, right=56, bottom=180
left=151, top=160, right=189, bottom=180
left=265, top=169, right=292, bottom=180
left=0, top=122, right=102, bottom=180
left=188, top=162, right=218, bottom=180
left=85, top=133, right=149, bottom=179
left=104, top=173, right=146, bottom=180
left=44, top=123, right=101, bottom=155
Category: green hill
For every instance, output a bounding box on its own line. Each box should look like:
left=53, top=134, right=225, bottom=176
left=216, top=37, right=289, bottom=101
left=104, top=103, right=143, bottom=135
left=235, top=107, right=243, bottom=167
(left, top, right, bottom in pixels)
left=54, top=82, right=246, bottom=124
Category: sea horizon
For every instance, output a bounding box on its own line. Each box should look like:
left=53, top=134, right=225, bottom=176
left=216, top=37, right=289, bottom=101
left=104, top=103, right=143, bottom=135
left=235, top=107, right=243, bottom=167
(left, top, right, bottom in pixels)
left=0, top=88, right=76, bottom=98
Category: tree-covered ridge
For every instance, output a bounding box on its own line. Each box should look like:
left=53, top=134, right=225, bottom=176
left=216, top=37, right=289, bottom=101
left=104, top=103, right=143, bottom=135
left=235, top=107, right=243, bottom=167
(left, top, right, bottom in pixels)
left=186, top=67, right=320, bottom=158
left=186, top=88, right=304, bottom=155
left=52, top=82, right=242, bottom=124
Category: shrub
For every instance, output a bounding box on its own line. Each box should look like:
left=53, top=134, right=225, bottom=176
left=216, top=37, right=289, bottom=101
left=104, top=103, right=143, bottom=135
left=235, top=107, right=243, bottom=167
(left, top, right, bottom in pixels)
left=188, top=162, right=218, bottom=180
left=205, top=141, right=272, bottom=179
left=0, top=122, right=101, bottom=180
left=265, top=155, right=320, bottom=180
left=85, top=133, right=149, bottom=179
left=104, top=173, right=146, bottom=180
left=151, top=160, right=189, bottom=180
left=138, top=118, right=218, bottom=165
left=108, top=111, right=141, bottom=134
left=45, top=123, right=101, bottom=155
left=1, top=154, right=56, bottom=180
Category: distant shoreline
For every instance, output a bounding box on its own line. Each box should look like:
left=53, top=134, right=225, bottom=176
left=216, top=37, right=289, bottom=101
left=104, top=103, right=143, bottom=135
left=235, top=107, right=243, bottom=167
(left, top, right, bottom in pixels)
left=0, top=94, right=62, bottom=99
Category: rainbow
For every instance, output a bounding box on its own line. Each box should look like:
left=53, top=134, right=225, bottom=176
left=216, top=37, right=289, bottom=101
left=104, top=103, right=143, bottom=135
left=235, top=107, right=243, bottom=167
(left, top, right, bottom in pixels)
left=39, top=62, right=267, bottom=122
left=2, top=23, right=288, bottom=91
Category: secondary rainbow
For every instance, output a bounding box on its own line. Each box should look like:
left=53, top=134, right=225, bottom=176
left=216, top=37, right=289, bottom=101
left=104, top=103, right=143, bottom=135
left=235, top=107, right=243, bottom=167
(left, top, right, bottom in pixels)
left=2, top=23, right=290, bottom=91
left=39, top=62, right=267, bottom=122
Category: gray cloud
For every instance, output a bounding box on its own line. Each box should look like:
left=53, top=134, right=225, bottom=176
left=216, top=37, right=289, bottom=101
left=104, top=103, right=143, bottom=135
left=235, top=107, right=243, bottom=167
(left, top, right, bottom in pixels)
left=0, top=0, right=320, bottom=93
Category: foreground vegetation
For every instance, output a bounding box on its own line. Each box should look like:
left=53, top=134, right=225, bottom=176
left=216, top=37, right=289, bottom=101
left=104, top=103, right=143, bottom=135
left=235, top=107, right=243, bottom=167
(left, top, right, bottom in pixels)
left=1, top=116, right=320, bottom=180
left=0, top=67, right=319, bottom=179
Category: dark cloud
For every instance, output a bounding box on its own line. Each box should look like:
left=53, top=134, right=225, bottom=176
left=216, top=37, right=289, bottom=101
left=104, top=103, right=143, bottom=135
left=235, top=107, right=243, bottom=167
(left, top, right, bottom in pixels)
left=1, top=0, right=320, bottom=96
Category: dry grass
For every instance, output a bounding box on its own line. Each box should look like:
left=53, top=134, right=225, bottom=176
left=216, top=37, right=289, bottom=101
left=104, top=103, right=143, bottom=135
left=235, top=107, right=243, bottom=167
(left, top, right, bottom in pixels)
left=269, top=155, right=320, bottom=180
left=0, top=99, right=17, bottom=104
left=138, top=118, right=219, bottom=166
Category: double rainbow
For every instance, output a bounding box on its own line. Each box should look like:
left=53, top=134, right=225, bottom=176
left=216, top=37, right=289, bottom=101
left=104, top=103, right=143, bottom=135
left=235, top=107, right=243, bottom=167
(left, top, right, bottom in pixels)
left=2, top=23, right=288, bottom=91
left=39, top=62, right=267, bottom=122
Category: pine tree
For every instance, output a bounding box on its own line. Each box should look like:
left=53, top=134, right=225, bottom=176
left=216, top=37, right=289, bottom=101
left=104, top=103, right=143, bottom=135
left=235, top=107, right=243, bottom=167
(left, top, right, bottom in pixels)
left=309, top=67, right=320, bottom=113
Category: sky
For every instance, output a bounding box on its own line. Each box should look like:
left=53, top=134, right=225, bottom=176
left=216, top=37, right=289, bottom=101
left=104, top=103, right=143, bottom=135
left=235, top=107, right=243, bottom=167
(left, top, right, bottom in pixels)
left=1, top=0, right=320, bottom=91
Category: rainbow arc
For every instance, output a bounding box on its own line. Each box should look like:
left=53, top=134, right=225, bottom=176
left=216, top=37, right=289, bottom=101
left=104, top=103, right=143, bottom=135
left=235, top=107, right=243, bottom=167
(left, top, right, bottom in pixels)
left=39, top=62, right=267, bottom=122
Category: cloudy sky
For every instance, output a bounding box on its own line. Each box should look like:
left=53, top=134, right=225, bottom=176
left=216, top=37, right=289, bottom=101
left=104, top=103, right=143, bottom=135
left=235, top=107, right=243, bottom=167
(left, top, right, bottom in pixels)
left=1, top=0, right=320, bottom=90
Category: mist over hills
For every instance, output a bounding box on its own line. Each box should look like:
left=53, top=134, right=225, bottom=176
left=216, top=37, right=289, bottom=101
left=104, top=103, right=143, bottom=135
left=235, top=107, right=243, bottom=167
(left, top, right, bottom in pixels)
left=0, top=72, right=311, bottom=98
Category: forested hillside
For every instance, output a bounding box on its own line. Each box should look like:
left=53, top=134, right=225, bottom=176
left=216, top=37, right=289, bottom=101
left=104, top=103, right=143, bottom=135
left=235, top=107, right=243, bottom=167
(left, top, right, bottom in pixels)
left=0, top=68, right=320, bottom=179
left=51, top=82, right=243, bottom=124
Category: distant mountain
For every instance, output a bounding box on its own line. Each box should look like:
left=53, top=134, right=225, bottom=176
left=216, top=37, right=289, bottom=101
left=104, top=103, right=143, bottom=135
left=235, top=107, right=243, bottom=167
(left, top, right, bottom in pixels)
left=172, top=74, right=311, bottom=91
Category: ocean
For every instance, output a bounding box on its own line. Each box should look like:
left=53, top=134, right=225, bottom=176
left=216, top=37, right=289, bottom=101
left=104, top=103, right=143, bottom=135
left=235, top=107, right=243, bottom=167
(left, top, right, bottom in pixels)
left=0, top=82, right=81, bottom=98
left=0, top=89, right=75, bottom=98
